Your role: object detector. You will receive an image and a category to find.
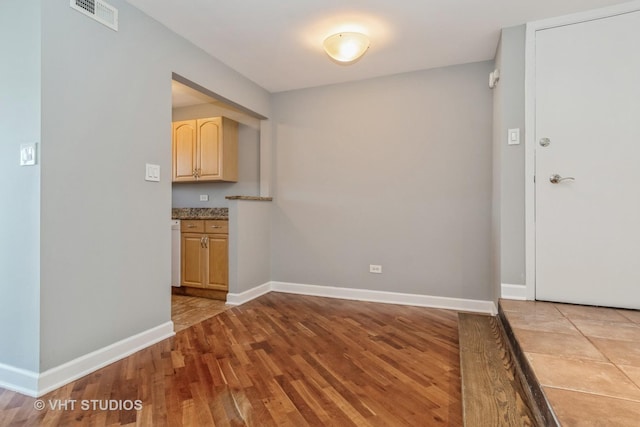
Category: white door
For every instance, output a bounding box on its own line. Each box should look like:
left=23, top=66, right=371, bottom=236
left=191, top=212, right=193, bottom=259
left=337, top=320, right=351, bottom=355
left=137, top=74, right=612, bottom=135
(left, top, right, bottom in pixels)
left=535, top=10, right=640, bottom=309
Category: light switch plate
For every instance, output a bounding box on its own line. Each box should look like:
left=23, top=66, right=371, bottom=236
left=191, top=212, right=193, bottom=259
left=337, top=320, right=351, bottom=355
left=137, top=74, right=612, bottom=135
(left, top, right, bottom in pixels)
left=20, top=143, right=37, bottom=166
left=508, top=128, right=520, bottom=145
left=145, top=164, right=160, bottom=182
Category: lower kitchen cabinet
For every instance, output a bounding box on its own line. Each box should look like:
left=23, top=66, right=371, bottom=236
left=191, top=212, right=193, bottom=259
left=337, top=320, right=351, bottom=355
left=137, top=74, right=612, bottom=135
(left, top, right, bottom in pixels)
left=182, top=233, right=207, bottom=288
left=205, top=234, right=228, bottom=290
left=180, top=220, right=228, bottom=297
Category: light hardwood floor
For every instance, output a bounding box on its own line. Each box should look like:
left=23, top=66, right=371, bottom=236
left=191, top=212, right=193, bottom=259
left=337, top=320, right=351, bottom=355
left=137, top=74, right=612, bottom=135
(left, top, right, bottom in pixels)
left=171, top=294, right=228, bottom=332
left=0, top=293, right=462, bottom=426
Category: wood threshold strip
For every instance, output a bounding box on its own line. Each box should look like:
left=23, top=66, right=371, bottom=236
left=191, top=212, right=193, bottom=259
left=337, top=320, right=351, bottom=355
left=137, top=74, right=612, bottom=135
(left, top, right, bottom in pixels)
left=458, top=313, right=538, bottom=426
left=497, top=304, right=559, bottom=427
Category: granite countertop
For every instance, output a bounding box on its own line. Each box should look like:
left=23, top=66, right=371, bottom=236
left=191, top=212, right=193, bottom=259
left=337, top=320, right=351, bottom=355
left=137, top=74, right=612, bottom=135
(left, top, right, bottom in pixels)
left=172, top=196, right=272, bottom=219
left=172, top=208, right=228, bottom=220
left=225, top=195, right=273, bottom=201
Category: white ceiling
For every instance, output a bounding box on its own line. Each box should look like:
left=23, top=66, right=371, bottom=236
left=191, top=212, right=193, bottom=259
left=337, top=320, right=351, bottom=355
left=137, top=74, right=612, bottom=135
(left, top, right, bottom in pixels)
left=128, top=0, right=630, bottom=93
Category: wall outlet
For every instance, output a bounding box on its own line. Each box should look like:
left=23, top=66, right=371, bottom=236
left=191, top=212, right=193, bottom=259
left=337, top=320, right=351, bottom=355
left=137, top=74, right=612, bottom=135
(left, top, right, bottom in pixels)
left=200, top=195, right=209, bottom=201
left=369, top=264, right=382, bottom=274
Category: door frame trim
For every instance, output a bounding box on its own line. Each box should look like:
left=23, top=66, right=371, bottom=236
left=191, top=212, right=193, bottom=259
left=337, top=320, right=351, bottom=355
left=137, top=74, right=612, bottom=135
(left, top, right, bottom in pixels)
left=524, top=0, right=640, bottom=300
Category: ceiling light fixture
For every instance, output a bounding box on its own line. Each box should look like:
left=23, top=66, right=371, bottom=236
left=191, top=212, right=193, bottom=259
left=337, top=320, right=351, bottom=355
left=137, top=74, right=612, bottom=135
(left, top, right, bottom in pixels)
left=323, top=32, right=370, bottom=64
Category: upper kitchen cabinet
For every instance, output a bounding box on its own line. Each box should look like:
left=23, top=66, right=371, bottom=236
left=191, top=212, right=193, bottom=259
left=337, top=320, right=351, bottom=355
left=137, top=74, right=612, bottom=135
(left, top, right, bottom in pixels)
left=172, top=120, right=197, bottom=181
left=172, top=117, right=239, bottom=182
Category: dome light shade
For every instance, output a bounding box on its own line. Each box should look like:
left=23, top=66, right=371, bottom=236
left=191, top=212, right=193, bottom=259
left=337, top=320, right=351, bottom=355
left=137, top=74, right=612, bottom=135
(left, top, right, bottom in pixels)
left=323, top=32, right=370, bottom=64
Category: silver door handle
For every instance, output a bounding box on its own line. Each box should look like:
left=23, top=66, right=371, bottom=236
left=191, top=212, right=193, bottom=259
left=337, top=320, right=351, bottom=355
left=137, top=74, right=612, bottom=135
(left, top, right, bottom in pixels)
left=549, top=174, right=575, bottom=184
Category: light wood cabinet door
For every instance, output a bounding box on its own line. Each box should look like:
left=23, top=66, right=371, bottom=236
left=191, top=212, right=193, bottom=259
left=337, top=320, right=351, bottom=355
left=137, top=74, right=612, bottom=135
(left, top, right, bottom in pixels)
left=172, top=120, right=197, bottom=182
left=205, top=234, right=228, bottom=291
left=181, top=233, right=205, bottom=288
left=197, top=118, right=222, bottom=180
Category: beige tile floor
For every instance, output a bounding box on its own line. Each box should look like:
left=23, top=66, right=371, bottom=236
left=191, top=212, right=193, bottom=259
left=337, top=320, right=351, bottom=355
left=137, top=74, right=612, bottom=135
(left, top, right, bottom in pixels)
left=171, top=294, right=228, bottom=332
left=501, top=299, right=640, bottom=426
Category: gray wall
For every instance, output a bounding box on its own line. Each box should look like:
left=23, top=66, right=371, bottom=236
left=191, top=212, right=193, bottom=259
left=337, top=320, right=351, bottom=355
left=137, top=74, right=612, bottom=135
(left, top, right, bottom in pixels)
left=38, top=0, right=269, bottom=371
left=271, top=62, right=494, bottom=300
left=172, top=104, right=260, bottom=208
left=0, top=0, right=41, bottom=373
left=494, top=26, right=526, bottom=289
left=228, top=201, right=272, bottom=294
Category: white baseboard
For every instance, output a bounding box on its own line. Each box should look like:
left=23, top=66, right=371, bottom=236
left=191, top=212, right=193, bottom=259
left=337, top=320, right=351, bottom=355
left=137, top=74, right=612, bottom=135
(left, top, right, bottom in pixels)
left=0, top=321, right=175, bottom=397
left=224, top=281, right=496, bottom=314
left=0, top=363, right=39, bottom=397
left=226, top=282, right=271, bottom=306
left=271, top=281, right=497, bottom=315
left=37, top=321, right=175, bottom=397
left=501, top=283, right=527, bottom=300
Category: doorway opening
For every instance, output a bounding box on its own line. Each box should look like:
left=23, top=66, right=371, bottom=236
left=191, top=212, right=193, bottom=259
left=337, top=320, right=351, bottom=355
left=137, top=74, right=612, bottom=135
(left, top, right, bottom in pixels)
left=169, top=74, right=266, bottom=326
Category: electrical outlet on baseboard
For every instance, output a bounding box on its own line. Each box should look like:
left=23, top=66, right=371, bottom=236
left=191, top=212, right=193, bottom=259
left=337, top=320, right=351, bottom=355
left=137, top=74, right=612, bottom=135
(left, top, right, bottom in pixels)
left=369, top=264, right=382, bottom=274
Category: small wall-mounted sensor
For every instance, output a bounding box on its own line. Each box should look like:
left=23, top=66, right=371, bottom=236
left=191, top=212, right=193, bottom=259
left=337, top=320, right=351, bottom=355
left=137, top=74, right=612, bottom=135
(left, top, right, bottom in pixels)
left=20, top=143, right=37, bottom=166
left=489, top=69, right=500, bottom=89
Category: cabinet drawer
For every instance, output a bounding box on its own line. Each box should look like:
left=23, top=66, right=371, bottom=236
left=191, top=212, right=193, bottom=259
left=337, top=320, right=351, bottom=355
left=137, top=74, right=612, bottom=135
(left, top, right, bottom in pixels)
left=181, top=220, right=204, bottom=232
left=205, top=220, right=228, bottom=234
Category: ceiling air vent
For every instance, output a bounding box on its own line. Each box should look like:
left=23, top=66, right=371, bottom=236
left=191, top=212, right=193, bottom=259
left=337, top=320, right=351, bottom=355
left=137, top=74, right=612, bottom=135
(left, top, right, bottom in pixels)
left=70, top=0, right=118, bottom=31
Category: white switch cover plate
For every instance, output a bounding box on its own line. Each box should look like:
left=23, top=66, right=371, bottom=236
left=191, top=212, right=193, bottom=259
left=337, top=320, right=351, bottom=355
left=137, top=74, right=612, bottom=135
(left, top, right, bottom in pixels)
left=200, top=195, right=209, bottom=201
left=145, top=164, right=160, bottom=182
left=20, top=143, right=37, bottom=166
left=507, top=128, right=520, bottom=145
left=369, top=264, right=382, bottom=274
